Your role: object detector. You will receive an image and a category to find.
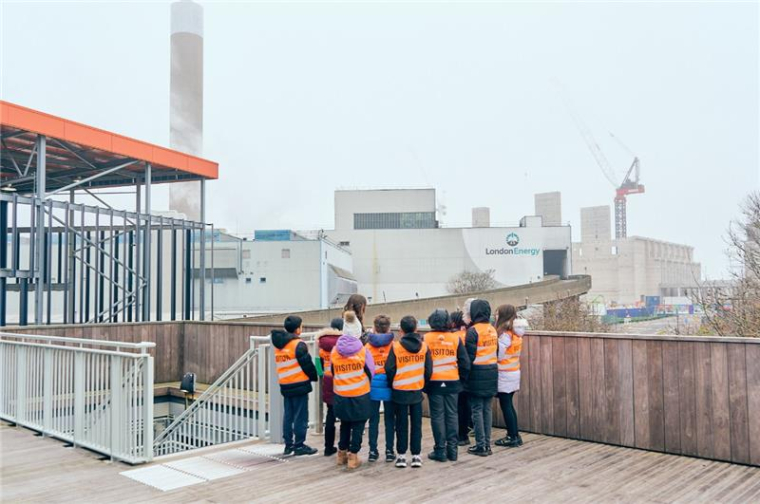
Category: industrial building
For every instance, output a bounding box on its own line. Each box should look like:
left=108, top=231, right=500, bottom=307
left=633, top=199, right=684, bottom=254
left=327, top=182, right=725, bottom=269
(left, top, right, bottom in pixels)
left=324, top=188, right=573, bottom=303
left=569, top=204, right=701, bottom=305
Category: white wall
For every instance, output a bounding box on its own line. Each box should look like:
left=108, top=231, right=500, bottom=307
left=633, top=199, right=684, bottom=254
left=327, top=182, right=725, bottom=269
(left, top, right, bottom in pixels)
left=334, top=188, right=436, bottom=230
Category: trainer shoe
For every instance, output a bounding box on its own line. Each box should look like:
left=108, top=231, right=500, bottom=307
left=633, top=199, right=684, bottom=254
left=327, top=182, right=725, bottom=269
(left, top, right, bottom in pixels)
left=293, top=444, right=318, bottom=456
left=457, top=438, right=471, bottom=446
left=368, top=450, right=379, bottom=462
left=467, top=445, right=491, bottom=457
left=385, top=450, right=396, bottom=462
left=283, top=445, right=294, bottom=457
left=395, top=455, right=408, bottom=468
left=323, top=446, right=337, bottom=456
left=411, top=455, right=423, bottom=468
left=427, top=450, right=447, bottom=462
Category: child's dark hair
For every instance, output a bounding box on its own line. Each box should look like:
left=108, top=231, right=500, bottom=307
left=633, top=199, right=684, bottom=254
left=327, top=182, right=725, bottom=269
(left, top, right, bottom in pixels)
left=450, top=310, right=465, bottom=330
left=400, top=315, right=417, bottom=334
left=284, top=315, right=303, bottom=333
left=330, top=317, right=344, bottom=331
left=374, top=314, right=391, bottom=333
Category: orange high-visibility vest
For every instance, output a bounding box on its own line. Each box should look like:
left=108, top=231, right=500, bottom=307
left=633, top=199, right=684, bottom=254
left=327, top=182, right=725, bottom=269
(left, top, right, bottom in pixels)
left=424, top=331, right=460, bottom=381
left=319, top=348, right=333, bottom=377
left=454, top=329, right=466, bottom=343
left=392, top=341, right=427, bottom=391
left=366, top=342, right=392, bottom=375
left=331, top=348, right=370, bottom=397
left=498, top=331, right=522, bottom=373
left=473, top=323, right=498, bottom=365
left=274, top=339, right=309, bottom=385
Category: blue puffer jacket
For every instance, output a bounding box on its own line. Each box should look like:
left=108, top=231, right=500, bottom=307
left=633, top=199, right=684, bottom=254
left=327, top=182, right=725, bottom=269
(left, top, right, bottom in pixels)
left=366, top=332, right=395, bottom=402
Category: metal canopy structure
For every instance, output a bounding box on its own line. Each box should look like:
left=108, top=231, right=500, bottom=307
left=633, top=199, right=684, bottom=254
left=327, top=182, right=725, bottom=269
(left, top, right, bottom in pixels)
left=0, top=101, right=219, bottom=326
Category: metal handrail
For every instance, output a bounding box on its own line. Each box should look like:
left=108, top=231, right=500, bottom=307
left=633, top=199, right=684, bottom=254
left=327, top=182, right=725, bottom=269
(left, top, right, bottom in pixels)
left=0, top=332, right=156, bottom=352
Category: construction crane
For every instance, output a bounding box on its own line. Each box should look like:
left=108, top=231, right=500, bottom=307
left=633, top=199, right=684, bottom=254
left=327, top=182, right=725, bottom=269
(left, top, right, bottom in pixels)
left=560, top=91, right=645, bottom=238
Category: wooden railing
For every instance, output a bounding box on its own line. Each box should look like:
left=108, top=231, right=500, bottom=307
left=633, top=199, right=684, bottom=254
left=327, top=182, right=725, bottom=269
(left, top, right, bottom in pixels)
left=514, top=331, right=760, bottom=466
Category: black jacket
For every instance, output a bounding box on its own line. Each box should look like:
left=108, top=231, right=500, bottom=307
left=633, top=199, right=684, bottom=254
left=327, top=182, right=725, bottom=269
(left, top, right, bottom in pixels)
left=465, top=300, right=498, bottom=398
left=271, top=330, right=318, bottom=397
left=425, top=334, right=471, bottom=395
left=385, top=333, right=433, bottom=405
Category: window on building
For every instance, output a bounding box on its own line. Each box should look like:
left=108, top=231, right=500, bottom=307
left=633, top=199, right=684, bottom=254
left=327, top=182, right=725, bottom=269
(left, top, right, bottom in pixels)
left=611, top=246, right=618, bottom=255
left=281, top=248, right=290, bottom=259
left=353, top=212, right=436, bottom=229
left=339, top=241, right=350, bottom=247
left=245, top=278, right=252, bottom=284
left=260, top=277, right=266, bottom=284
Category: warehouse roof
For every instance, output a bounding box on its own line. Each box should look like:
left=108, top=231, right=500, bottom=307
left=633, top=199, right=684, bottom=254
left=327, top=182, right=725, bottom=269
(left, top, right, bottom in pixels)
left=0, top=100, right=218, bottom=193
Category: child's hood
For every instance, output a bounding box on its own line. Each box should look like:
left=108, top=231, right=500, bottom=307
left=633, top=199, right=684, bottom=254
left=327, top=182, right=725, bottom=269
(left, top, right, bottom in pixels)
left=271, top=329, right=297, bottom=350
left=317, top=328, right=341, bottom=352
left=399, top=333, right=424, bottom=353
left=336, top=334, right=365, bottom=357
left=367, top=332, right=394, bottom=347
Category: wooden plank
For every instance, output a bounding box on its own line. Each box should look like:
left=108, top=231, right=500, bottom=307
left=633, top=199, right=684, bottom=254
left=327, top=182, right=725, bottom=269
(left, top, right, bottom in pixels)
left=678, top=342, right=698, bottom=456
left=747, top=344, right=760, bottom=466
left=540, top=336, right=554, bottom=435
left=604, top=339, right=621, bottom=445
left=577, top=337, right=593, bottom=440
left=694, top=342, right=714, bottom=459
left=727, top=343, right=750, bottom=464
left=564, top=337, right=580, bottom=439
left=662, top=341, right=681, bottom=454
left=529, top=334, right=543, bottom=433
left=590, top=338, right=607, bottom=443
left=710, top=342, right=731, bottom=461
left=516, top=333, right=531, bottom=432
left=632, top=340, right=650, bottom=450
left=618, top=338, right=635, bottom=447
left=552, top=336, right=567, bottom=437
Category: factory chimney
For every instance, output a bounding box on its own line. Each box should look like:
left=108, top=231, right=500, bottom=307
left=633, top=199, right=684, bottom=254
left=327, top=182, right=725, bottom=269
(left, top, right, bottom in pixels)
left=169, top=0, right=203, bottom=221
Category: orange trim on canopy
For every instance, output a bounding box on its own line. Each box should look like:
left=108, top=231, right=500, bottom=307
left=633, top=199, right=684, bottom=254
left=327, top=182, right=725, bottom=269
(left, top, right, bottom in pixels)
left=0, top=100, right=218, bottom=180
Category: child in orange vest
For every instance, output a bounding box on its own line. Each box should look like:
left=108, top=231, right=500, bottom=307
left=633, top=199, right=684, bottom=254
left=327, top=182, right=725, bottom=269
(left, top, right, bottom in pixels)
left=365, top=314, right=396, bottom=462
left=271, top=315, right=318, bottom=456
left=494, top=305, right=526, bottom=448
left=317, top=318, right=343, bottom=456
left=385, top=315, right=432, bottom=469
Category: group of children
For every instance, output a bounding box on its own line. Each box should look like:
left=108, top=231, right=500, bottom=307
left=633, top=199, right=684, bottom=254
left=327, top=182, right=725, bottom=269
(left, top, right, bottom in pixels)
left=271, top=293, right=527, bottom=470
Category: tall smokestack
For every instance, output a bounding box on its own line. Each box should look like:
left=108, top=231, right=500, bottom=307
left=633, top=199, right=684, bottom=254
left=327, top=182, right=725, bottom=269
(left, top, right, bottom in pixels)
left=170, top=0, right=203, bottom=221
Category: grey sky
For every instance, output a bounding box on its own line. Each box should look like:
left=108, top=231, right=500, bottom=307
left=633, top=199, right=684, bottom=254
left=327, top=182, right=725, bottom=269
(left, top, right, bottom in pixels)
left=1, top=0, right=758, bottom=279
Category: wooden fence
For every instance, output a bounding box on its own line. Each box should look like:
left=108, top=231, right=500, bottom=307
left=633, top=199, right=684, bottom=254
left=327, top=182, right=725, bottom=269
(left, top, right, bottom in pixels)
left=7, top=322, right=759, bottom=466
left=514, top=332, right=760, bottom=466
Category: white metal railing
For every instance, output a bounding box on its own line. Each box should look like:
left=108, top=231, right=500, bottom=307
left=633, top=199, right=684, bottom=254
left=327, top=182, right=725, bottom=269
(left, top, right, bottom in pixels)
left=0, top=332, right=155, bottom=464
left=153, top=332, right=323, bottom=457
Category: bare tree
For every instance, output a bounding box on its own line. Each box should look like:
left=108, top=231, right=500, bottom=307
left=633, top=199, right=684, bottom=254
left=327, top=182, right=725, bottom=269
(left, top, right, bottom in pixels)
left=693, top=191, right=760, bottom=337
left=446, top=269, right=498, bottom=295
left=528, top=297, right=610, bottom=333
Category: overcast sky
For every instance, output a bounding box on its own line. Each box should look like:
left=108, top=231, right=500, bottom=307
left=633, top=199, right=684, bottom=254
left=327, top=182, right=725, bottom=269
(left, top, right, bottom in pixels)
left=1, top=0, right=758, bottom=278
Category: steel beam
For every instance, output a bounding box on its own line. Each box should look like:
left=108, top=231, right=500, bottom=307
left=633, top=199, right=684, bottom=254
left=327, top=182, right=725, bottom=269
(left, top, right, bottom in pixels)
left=199, top=179, right=205, bottom=321
left=34, top=135, right=46, bottom=325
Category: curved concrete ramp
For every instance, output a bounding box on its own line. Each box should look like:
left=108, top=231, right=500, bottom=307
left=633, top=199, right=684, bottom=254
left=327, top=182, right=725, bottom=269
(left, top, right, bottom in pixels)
left=238, top=275, right=591, bottom=326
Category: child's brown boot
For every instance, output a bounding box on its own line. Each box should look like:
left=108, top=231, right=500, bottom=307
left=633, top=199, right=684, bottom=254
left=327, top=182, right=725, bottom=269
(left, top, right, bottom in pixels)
left=347, top=452, right=362, bottom=470
left=336, top=449, right=348, bottom=466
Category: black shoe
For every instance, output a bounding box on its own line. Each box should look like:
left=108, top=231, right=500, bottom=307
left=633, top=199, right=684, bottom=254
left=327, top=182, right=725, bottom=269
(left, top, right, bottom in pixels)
left=447, top=447, right=458, bottom=462
left=468, top=445, right=491, bottom=457
left=283, top=445, right=295, bottom=456
left=323, top=446, right=337, bottom=456
left=368, top=450, right=379, bottom=462
left=395, top=455, right=407, bottom=468
left=385, top=450, right=396, bottom=462
left=293, top=444, right=318, bottom=456
left=496, top=435, right=523, bottom=448
left=427, top=450, right=447, bottom=462
left=457, top=438, right=471, bottom=446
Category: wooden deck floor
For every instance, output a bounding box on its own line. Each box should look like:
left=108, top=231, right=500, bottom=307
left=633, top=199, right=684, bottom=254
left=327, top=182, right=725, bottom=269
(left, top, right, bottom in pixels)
left=2, top=420, right=760, bottom=503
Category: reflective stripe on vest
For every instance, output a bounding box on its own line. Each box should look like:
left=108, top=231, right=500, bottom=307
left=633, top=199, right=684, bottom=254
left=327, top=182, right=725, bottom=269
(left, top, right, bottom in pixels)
left=366, top=342, right=392, bottom=375
left=473, top=323, right=498, bottom=365
left=274, top=339, right=309, bottom=385
left=392, top=341, right=427, bottom=391
left=498, top=331, right=522, bottom=372
left=331, top=348, right=370, bottom=397
left=319, top=348, right=332, bottom=377
left=424, top=331, right=460, bottom=381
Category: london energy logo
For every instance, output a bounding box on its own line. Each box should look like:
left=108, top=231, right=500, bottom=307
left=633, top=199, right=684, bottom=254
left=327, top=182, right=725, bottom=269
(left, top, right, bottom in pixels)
left=485, top=232, right=540, bottom=257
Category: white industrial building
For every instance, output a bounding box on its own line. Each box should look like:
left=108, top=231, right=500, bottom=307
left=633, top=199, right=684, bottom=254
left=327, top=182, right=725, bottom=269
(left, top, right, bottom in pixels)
left=324, top=188, right=573, bottom=303
left=570, top=204, right=702, bottom=305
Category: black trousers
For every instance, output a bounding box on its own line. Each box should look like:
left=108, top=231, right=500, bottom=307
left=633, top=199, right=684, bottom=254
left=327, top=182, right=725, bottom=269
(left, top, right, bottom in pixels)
left=458, top=391, right=471, bottom=441
left=338, top=419, right=366, bottom=454
left=283, top=394, right=309, bottom=448
left=498, top=392, right=519, bottom=438
left=368, top=400, right=395, bottom=453
left=395, top=402, right=423, bottom=456
left=429, top=394, right=459, bottom=452
left=324, top=404, right=337, bottom=449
